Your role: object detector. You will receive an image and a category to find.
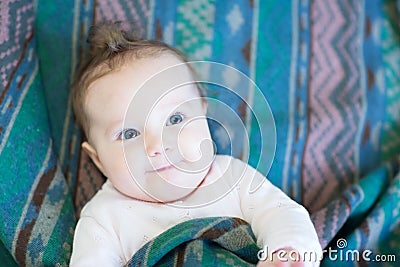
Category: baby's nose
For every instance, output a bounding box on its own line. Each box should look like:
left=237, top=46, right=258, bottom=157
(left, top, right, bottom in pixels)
left=144, top=131, right=170, bottom=157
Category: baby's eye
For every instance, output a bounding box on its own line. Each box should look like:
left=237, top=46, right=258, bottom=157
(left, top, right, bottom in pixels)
left=121, top=128, right=140, bottom=140
left=167, top=113, right=184, bottom=126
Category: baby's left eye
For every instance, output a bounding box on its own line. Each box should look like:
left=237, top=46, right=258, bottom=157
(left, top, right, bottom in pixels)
left=167, top=113, right=184, bottom=125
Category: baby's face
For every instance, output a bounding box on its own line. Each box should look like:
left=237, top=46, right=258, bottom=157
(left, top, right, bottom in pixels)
left=84, top=54, right=214, bottom=202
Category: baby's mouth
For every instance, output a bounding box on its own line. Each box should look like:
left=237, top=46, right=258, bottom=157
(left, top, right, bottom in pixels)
left=146, top=157, right=184, bottom=174
left=148, top=165, right=174, bottom=173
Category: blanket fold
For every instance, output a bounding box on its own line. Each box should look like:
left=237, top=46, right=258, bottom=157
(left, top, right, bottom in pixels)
left=127, top=217, right=261, bottom=267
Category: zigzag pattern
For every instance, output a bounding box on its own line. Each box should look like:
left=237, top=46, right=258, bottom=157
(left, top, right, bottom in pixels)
left=311, top=196, right=351, bottom=248
left=96, top=0, right=150, bottom=37
left=380, top=1, right=400, bottom=160
left=303, top=0, right=362, bottom=211
left=0, top=1, right=34, bottom=92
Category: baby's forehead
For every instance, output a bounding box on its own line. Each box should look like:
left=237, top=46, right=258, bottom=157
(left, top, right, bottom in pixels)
left=130, top=83, right=202, bottom=116
left=85, top=53, right=201, bottom=117
left=127, top=59, right=199, bottom=100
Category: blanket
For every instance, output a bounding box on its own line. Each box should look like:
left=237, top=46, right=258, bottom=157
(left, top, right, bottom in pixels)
left=127, top=217, right=260, bottom=267
left=0, top=0, right=399, bottom=266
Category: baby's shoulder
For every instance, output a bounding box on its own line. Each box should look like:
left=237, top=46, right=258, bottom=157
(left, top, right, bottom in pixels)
left=79, top=180, right=130, bottom=218
left=205, top=154, right=252, bottom=184
left=213, top=154, right=233, bottom=166
left=213, top=154, right=243, bottom=167
left=213, top=154, right=250, bottom=172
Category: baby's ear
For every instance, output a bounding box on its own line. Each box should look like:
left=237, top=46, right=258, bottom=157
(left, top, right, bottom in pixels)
left=82, top=142, right=107, bottom=176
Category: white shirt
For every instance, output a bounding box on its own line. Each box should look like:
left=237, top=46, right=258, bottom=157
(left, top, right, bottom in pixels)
left=70, top=155, right=322, bottom=266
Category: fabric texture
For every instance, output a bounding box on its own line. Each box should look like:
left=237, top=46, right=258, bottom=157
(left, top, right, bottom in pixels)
left=127, top=217, right=260, bottom=267
left=70, top=156, right=321, bottom=266
left=0, top=0, right=399, bottom=266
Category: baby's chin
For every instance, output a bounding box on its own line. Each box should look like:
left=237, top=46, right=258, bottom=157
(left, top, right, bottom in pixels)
left=121, top=186, right=200, bottom=204
left=116, top=170, right=208, bottom=203
left=143, top=172, right=207, bottom=203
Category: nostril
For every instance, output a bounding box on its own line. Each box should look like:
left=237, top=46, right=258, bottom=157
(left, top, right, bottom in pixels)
left=149, top=151, right=161, bottom=157
left=147, top=146, right=171, bottom=157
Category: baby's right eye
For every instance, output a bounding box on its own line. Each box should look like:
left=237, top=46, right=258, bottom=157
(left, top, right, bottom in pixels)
left=119, top=128, right=140, bottom=140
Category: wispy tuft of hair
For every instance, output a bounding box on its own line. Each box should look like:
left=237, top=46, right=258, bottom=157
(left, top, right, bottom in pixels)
left=87, top=21, right=141, bottom=56
left=71, top=21, right=191, bottom=139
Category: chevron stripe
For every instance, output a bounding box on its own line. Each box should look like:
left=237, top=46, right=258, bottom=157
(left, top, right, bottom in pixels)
left=96, top=0, right=150, bottom=37
left=0, top=1, right=35, bottom=95
left=313, top=199, right=350, bottom=248
left=303, top=1, right=345, bottom=209
left=303, top=0, right=363, bottom=211
left=1, top=2, right=34, bottom=90
left=330, top=0, right=362, bottom=180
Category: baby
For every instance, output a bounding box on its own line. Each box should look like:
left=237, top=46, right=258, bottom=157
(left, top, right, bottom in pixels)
left=70, top=22, right=322, bottom=266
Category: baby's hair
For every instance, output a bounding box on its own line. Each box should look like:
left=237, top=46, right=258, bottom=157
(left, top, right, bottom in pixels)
left=71, top=21, right=201, bottom=139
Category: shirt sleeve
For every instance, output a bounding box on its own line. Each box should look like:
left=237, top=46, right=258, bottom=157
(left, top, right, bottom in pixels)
left=232, top=157, right=323, bottom=266
left=70, top=216, right=124, bottom=267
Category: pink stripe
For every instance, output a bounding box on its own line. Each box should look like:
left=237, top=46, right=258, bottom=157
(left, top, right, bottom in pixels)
left=0, top=1, right=11, bottom=44
left=96, top=0, right=119, bottom=21
left=302, top=0, right=362, bottom=211
left=126, top=1, right=144, bottom=37
left=333, top=0, right=362, bottom=183
left=96, top=0, right=147, bottom=37
left=303, top=1, right=345, bottom=209
left=138, top=0, right=149, bottom=18
left=110, top=0, right=128, bottom=21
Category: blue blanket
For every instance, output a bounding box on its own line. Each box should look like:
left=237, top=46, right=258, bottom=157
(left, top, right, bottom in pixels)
left=0, top=0, right=399, bottom=266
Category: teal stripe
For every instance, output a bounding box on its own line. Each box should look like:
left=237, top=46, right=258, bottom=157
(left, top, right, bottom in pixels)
left=36, top=0, right=91, bottom=188
left=0, top=239, right=18, bottom=267
left=36, top=0, right=76, bottom=158
left=0, top=72, right=51, bottom=247
left=250, top=1, right=293, bottom=189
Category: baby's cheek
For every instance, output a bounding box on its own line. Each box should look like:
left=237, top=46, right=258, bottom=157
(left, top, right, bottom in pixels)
left=178, top=140, right=198, bottom=162
left=179, top=129, right=213, bottom=162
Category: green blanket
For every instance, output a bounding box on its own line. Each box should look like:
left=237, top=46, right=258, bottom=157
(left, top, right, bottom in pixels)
left=127, top=217, right=261, bottom=267
left=1, top=1, right=400, bottom=266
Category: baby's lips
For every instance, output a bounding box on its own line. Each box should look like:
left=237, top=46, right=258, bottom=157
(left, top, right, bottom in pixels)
left=147, top=164, right=174, bottom=173
left=146, top=158, right=183, bottom=173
